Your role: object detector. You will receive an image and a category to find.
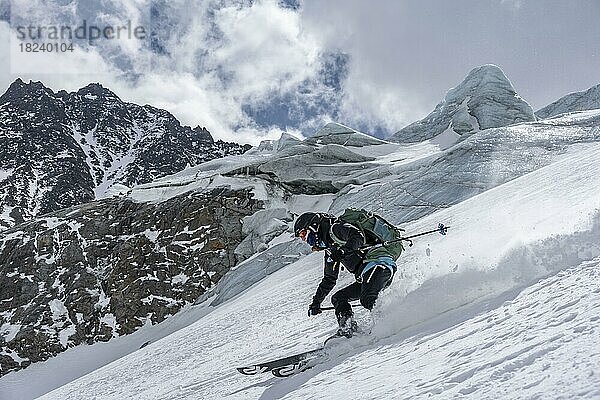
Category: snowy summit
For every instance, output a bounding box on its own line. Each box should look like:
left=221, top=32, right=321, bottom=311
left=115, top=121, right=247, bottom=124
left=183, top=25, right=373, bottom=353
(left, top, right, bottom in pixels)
left=389, top=65, right=536, bottom=145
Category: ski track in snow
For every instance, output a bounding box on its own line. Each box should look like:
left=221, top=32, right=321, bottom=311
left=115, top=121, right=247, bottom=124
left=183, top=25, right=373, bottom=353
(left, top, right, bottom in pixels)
left=274, top=260, right=600, bottom=400
left=33, top=257, right=600, bottom=400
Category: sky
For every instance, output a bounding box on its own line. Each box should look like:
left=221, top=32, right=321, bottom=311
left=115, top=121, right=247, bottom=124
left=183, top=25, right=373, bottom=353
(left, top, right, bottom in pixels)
left=0, top=0, right=598, bottom=145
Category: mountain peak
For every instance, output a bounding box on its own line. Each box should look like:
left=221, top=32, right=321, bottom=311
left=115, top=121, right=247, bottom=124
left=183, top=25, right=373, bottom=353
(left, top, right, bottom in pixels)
left=275, top=132, right=301, bottom=152
left=76, top=83, right=121, bottom=101
left=389, top=65, right=535, bottom=144
left=464, top=63, right=506, bottom=79
left=312, top=122, right=357, bottom=137
left=192, top=126, right=214, bottom=142
left=0, top=78, right=54, bottom=104
left=536, top=83, right=600, bottom=119
left=447, top=64, right=511, bottom=98
left=0, top=79, right=249, bottom=231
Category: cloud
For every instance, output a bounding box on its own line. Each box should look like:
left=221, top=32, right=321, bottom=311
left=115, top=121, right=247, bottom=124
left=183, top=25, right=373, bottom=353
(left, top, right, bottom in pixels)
left=339, top=76, right=418, bottom=135
left=2, top=0, right=599, bottom=143
left=0, top=0, right=471, bottom=143
left=301, top=0, right=600, bottom=134
left=212, top=1, right=319, bottom=99
left=300, top=1, right=434, bottom=135
left=1, top=0, right=330, bottom=145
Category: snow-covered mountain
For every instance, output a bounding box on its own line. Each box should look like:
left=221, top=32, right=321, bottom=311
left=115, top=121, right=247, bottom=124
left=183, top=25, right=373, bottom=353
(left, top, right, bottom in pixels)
left=29, top=143, right=600, bottom=400
left=0, top=79, right=250, bottom=230
left=388, top=65, right=536, bottom=145
left=536, top=83, right=600, bottom=119
left=1, top=103, right=599, bottom=399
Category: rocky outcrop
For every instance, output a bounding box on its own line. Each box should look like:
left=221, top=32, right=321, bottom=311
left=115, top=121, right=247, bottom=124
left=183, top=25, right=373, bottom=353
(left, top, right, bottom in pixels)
left=0, top=79, right=251, bottom=231
left=0, top=187, right=262, bottom=376
left=536, top=84, right=600, bottom=119
left=389, top=65, right=536, bottom=144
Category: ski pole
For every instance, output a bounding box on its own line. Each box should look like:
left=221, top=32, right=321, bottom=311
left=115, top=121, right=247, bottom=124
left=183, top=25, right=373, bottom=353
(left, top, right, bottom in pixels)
left=361, top=223, right=449, bottom=249
left=320, top=303, right=358, bottom=311
left=400, top=223, right=449, bottom=242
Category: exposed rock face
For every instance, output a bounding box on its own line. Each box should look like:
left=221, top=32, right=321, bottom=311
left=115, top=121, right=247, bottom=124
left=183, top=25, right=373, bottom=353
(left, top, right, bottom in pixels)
left=389, top=65, right=536, bottom=143
left=0, top=80, right=95, bottom=229
left=536, top=84, right=600, bottom=119
left=0, top=79, right=251, bottom=231
left=0, top=187, right=262, bottom=376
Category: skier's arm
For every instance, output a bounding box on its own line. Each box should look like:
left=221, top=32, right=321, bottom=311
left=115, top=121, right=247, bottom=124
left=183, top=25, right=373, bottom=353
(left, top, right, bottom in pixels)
left=331, top=223, right=365, bottom=252
left=331, top=223, right=365, bottom=266
left=310, top=254, right=340, bottom=306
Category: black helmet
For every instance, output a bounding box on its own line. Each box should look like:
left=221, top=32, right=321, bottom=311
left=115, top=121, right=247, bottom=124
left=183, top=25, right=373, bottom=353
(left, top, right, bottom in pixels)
left=294, top=212, right=320, bottom=236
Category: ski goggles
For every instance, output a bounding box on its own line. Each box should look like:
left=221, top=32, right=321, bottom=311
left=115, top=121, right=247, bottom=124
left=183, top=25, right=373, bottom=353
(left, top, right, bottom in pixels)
left=296, top=226, right=319, bottom=247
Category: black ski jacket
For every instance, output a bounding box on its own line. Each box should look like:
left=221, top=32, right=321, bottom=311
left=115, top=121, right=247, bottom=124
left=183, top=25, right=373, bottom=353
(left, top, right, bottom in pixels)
left=310, top=218, right=375, bottom=306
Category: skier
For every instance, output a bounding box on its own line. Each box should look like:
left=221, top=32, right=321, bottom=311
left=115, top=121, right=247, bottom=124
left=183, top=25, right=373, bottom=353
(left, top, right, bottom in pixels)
left=294, top=211, right=402, bottom=337
left=238, top=215, right=446, bottom=377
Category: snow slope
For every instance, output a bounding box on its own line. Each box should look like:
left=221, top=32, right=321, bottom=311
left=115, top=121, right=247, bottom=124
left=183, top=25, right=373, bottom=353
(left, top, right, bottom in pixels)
left=331, top=109, right=600, bottom=223
left=31, top=140, right=600, bottom=399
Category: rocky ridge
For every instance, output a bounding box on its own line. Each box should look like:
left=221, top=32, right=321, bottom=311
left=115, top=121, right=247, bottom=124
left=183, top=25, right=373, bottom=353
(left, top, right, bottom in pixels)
left=0, top=79, right=251, bottom=231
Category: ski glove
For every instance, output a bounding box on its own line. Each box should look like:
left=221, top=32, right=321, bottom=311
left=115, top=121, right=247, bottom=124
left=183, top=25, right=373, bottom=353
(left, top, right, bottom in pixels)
left=308, top=303, right=322, bottom=317
left=328, top=248, right=344, bottom=262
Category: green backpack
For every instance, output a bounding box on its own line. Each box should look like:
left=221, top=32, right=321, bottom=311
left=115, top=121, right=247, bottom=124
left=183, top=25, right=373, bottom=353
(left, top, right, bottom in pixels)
left=336, top=208, right=405, bottom=261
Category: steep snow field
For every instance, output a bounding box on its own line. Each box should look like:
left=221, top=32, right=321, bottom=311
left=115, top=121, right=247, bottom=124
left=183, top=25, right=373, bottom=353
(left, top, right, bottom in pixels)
left=29, top=141, right=600, bottom=399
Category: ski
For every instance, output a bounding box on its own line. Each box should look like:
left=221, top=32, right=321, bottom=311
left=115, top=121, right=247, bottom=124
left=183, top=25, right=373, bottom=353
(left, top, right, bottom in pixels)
left=323, top=332, right=350, bottom=346
left=237, top=348, right=324, bottom=376
left=270, top=333, right=360, bottom=377
left=238, top=330, right=363, bottom=378
left=271, top=358, right=316, bottom=377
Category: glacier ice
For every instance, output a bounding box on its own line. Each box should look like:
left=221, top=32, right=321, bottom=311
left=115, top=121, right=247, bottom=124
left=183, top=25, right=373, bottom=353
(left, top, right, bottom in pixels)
left=389, top=64, right=536, bottom=143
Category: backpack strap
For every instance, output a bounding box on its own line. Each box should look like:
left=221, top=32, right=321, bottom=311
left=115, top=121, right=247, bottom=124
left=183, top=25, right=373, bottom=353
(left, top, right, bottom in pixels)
left=329, top=224, right=345, bottom=246
left=329, top=222, right=365, bottom=248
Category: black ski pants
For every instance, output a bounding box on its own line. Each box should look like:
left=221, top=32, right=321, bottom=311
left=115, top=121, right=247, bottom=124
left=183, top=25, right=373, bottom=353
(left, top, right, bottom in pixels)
left=331, top=266, right=393, bottom=317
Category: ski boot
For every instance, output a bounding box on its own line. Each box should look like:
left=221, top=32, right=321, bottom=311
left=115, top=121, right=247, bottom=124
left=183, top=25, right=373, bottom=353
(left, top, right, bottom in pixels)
left=336, top=313, right=359, bottom=338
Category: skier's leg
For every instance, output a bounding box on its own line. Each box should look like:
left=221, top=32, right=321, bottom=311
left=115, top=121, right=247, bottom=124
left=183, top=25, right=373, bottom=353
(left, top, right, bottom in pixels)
left=331, top=281, right=361, bottom=317
left=331, top=282, right=361, bottom=336
left=360, top=267, right=393, bottom=311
